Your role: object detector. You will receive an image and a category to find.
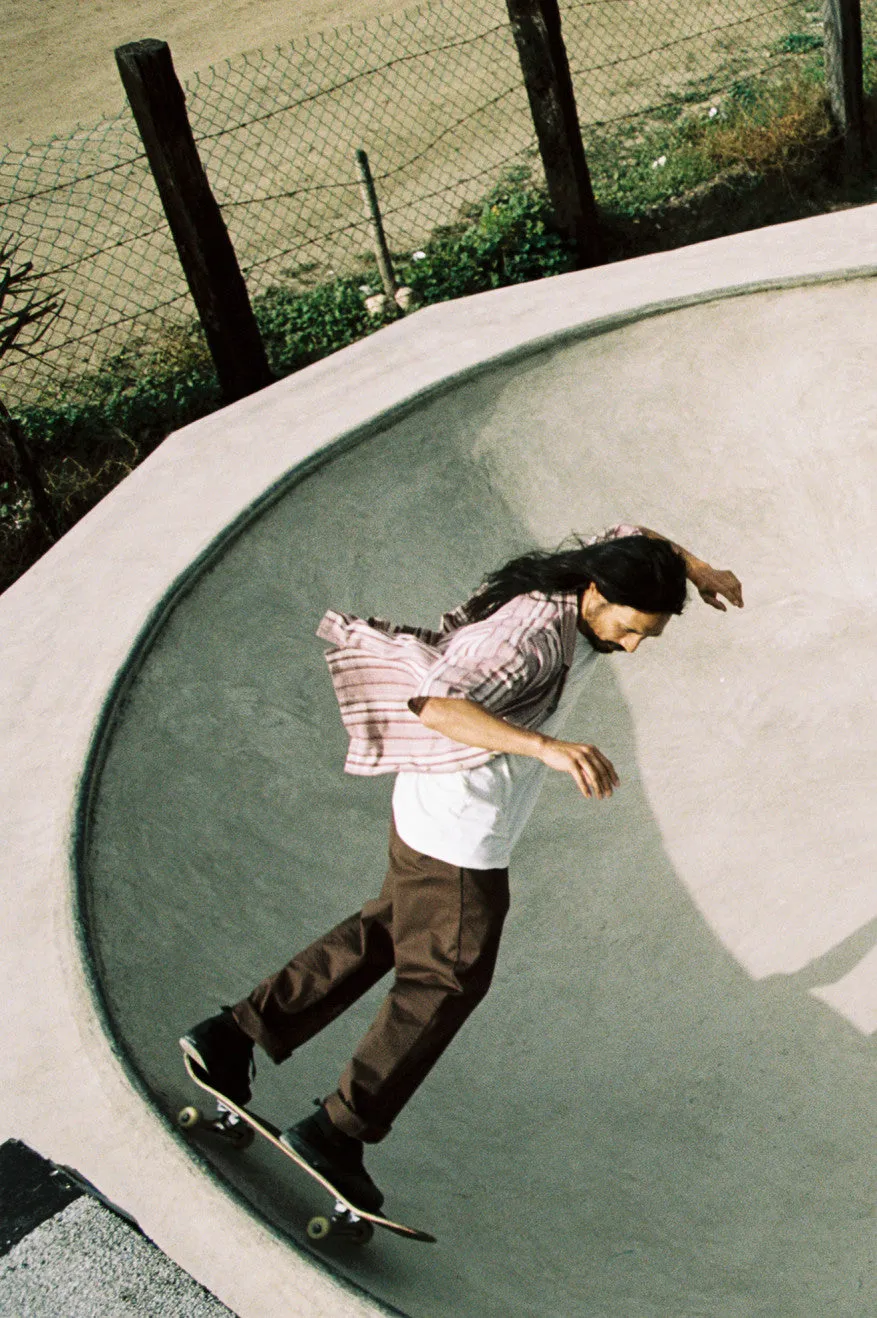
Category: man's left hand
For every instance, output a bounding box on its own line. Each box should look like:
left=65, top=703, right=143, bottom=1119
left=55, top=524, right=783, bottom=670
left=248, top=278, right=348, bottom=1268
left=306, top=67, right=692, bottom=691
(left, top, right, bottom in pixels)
left=688, top=561, right=744, bottom=611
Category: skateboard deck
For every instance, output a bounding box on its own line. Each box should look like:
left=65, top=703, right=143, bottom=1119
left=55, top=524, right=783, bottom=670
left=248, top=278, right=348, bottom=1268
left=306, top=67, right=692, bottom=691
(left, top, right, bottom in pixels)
left=178, top=1053, right=435, bottom=1244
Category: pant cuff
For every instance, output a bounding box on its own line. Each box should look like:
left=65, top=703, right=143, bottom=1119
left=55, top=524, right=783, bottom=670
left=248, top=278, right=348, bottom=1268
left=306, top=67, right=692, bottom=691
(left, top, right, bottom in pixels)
left=323, top=1091, right=390, bottom=1144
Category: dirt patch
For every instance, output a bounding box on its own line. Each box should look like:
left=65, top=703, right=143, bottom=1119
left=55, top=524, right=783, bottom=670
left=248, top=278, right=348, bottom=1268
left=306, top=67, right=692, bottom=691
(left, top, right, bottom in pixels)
left=1, top=0, right=413, bottom=144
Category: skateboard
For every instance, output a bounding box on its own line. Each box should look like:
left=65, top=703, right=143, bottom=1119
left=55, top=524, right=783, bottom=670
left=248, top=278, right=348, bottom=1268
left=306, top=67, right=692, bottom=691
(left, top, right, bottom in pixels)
left=177, top=1054, right=435, bottom=1245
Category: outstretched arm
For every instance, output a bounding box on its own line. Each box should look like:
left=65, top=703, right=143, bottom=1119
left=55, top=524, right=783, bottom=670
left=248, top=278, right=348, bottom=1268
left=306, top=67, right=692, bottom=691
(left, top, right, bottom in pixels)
left=411, top=696, right=619, bottom=799
left=637, top=526, right=744, bottom=611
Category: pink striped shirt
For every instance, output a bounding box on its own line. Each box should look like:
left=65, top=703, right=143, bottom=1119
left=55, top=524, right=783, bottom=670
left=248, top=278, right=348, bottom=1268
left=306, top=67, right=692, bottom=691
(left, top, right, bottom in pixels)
left=317, top=526, right=640, bottom=775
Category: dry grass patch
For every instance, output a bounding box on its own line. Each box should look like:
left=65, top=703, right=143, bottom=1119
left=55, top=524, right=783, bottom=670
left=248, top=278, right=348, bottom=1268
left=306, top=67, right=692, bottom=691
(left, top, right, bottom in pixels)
left=699, top=77, right=834, bottom=172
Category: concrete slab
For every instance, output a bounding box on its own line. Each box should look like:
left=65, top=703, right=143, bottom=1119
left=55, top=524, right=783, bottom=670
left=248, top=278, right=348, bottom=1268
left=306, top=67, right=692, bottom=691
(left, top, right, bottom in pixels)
left=2, top=204, right=876, bottom=1316
left=0, top=1194, right=235, bottom=1317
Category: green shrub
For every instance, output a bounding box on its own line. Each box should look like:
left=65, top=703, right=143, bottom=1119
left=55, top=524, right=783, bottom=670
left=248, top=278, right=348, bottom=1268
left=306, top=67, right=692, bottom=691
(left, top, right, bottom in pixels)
left=396, top=168, right=577, bottom=302
left=773, top=33, right=823, bottom=57
left=14, top=323, right=220, bottom=463
left=254, top=277, right=373, bottom=375
left=591, top=62, right=834, bottom=219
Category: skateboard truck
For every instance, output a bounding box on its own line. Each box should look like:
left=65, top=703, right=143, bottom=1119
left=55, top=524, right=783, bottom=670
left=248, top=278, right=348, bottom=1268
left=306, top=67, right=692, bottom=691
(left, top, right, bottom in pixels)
left=178, top=1100, right=254, bottom=1149
left=307, top=1202, right=374, bottom=1245
left=177, top=1099, right=375, bottom=1242
left=177, top=1054, right=434, bottom=1244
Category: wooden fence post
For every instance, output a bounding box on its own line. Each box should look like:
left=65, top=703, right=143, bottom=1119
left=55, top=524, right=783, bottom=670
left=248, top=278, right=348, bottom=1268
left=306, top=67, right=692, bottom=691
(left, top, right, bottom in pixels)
left=822, top=0, right=864, bottom=176
left=115, top=40, right=272, bottom=403
left=505, top=0, right=602, bottom=267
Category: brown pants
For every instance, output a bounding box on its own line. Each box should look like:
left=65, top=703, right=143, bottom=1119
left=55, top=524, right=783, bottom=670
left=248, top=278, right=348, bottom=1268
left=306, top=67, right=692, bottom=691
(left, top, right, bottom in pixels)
left=232, top=821, right=510, bottom=1142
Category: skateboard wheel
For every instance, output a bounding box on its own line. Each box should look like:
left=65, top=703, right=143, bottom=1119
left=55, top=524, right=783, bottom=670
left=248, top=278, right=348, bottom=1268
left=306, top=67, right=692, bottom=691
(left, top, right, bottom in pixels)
left=177, top=1105, right=202, bottom=1130
left=307, top=1215, right=332, bottom=1241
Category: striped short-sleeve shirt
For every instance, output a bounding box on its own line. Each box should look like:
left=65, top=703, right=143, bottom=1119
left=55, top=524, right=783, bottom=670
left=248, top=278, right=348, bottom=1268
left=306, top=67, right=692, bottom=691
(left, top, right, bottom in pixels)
left=317, top=525, right=641, bottom=775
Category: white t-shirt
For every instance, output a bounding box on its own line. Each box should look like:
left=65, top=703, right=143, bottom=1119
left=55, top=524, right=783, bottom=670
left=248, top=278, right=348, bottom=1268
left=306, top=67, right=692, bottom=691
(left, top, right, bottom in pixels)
left=392, top=633, right=598, bottom=868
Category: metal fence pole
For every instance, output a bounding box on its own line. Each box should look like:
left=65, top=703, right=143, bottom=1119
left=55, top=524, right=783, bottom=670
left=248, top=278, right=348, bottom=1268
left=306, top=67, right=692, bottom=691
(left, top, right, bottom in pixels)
left=505, top=0, right=602, bottom=267
left=115, top=39, right=273, bottom=403
left=822, top=0, right=864, bottom=176
left=355, top=150, right=398, bottom=299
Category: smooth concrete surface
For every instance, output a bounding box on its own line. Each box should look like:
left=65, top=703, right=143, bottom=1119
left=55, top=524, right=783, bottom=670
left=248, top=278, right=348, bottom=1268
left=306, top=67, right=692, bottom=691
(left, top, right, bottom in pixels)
left=2, top=206, right=876, bottom=1317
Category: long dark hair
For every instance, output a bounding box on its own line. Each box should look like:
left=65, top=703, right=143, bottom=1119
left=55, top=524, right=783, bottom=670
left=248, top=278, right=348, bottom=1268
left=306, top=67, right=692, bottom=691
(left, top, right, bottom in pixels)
left=466, top=534, right=687, bottom=621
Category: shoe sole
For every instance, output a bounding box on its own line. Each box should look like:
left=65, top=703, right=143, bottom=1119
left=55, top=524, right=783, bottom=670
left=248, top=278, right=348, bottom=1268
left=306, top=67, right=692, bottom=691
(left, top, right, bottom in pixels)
left=179, top=1036, right=208, bottom=1071
left=178, top=1036, right=252, bottom=1107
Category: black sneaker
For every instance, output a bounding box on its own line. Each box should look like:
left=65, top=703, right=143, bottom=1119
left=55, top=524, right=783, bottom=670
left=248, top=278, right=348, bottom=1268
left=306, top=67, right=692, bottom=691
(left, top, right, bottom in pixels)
left=281, top=1106, right=384, bottom=1213
left=179, top=1007, right=255, bottom=1107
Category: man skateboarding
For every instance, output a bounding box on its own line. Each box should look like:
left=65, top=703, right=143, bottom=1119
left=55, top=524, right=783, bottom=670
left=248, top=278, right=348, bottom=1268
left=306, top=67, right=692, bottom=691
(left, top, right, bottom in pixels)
left=181, top=524, right=743, bottom=1213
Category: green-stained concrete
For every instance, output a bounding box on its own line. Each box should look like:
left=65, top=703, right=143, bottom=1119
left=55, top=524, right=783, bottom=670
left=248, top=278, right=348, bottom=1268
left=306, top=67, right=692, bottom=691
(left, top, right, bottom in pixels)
left=86, top=282, right=875, bottom=1317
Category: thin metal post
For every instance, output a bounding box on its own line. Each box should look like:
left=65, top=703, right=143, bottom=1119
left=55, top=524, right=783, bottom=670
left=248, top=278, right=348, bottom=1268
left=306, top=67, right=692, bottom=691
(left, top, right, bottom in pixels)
left=355, top=149, right=398, bottom=299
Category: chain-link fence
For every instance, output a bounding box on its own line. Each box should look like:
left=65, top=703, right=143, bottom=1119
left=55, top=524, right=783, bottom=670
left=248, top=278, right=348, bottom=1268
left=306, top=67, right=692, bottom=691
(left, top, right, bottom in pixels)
left=0, top=0, right=537, bottom=406
left=0, top=0, right=872, bottom=406
left=192, top=4, right=536, bottom=290
left=561, top=0, right=843, bottom=211
left=564, top=0, right=826, bottom=129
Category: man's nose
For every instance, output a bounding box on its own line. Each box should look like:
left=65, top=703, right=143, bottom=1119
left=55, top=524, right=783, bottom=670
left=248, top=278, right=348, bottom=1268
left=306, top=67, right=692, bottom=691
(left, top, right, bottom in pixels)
left=622, top=635, right=642, bottom=653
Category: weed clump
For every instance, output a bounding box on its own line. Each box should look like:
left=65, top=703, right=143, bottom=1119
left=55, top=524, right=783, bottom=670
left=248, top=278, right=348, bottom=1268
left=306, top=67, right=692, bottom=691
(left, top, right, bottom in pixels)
left=692, top=76, right=833, bottom=174
left=395, top=168, right=578, bottom=302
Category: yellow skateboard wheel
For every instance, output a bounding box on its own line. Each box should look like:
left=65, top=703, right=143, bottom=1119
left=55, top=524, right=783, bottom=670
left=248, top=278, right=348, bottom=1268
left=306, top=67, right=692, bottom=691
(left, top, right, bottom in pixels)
left=307, top=1215, right=332, bottom=1241
left=177, top=1105, right=201, bottom=1130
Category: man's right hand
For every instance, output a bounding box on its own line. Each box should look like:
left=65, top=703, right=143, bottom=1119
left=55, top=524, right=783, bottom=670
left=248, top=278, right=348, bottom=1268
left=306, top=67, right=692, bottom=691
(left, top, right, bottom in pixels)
left=414, top=696, right=619, bottom=798
left=537, top=737, right=619, bottom=799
